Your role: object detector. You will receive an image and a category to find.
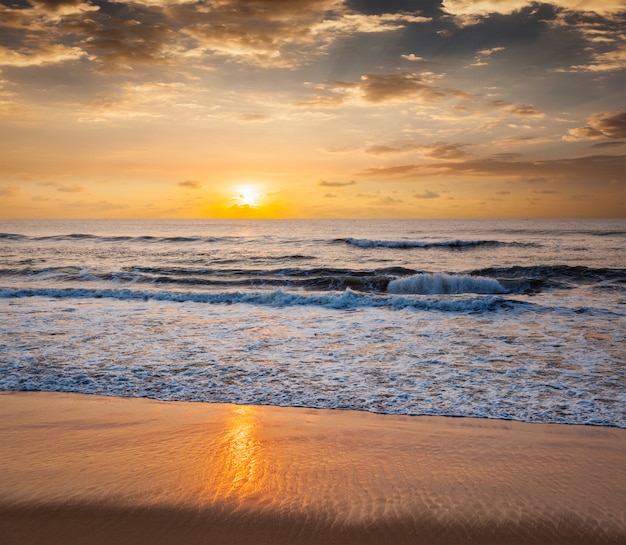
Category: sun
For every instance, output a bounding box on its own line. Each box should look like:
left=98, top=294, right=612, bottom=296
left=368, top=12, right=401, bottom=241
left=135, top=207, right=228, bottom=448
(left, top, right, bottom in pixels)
left=236, top=184, right=261, bottom=207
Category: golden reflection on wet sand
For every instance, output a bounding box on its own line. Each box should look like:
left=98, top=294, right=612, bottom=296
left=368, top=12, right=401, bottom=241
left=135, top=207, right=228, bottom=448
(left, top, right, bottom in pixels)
left=202, top=405, right=266, bottom=502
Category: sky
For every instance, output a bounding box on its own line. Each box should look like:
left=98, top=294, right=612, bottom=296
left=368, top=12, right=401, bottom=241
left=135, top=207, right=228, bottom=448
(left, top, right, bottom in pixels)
left=0, top=0, right=625, bottom=219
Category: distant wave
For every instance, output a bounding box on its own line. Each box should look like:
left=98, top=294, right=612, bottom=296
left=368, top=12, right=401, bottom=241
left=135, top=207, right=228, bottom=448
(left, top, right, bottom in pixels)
left=0, top=286, right=519, bottom=312
left=337, top=237, right=534, bottom=249
left=388, top=273, right=509, bottom=295
left=0, top=232, right=220, bottom=244
left=469, top=265, right=626, bottom=287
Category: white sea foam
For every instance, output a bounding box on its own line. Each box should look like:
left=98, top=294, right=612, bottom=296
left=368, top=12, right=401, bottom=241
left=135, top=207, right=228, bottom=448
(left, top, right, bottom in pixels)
left=1, top=295, right=624, bottom=427
left=387, top=273, right=509, bottom=295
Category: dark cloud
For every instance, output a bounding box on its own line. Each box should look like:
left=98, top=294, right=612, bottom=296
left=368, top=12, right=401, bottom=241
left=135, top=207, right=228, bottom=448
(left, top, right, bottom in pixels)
left=297, top=71, right=460, bottom=107
left=565, top=111, right=626, bottom=141
left=591, top=141, right=625, bottom=149
left=172, top=0, right=403, bottom=67
left=64, top=9, right=177, bottom=71
left=360, top=72, right=446, bottom=103
left=345, top=0, right=442, bottom=17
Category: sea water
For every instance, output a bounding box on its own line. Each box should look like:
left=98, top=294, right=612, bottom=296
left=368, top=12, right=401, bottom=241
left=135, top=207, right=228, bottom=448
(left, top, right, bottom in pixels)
left=1, top=219, right=624, bottom=427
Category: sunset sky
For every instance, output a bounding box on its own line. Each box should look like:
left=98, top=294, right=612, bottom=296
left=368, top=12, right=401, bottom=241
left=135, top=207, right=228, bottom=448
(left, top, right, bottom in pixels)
left=1, top=0, right=625, bottom=219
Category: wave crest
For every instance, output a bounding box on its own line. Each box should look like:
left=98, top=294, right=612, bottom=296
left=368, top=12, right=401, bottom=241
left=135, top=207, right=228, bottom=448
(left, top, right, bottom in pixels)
left=0, top=286, right=511, bottom=312
left=388, top=273, right=509, bottom=295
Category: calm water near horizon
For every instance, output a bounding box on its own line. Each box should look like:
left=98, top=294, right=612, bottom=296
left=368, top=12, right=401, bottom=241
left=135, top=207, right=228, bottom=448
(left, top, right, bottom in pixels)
left=1, top=218, right=624, bottom=427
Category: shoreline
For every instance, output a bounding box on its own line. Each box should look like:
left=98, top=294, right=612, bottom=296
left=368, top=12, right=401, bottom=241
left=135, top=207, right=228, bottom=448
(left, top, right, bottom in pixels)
left=1, top=391, right=625, bottom=544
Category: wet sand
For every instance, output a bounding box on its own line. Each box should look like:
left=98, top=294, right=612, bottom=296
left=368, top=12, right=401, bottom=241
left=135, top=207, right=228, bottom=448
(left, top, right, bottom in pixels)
left=1, top=391, right=624, bottom=544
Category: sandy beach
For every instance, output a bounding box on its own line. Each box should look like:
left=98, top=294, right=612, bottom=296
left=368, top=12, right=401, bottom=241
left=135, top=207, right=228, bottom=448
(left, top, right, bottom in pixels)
left=1, top=391, right=624, bottom=544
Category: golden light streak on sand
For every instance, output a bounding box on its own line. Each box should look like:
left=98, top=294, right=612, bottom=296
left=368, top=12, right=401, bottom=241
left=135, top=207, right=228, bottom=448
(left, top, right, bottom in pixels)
left=201, top=405, right=265, bottom=500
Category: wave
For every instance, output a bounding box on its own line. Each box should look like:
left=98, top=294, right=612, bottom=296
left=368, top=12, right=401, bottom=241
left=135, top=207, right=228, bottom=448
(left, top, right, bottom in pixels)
left=387, top=273, right=509, bottom=295
left=0, top=232, right=221, bottom=244
left=469, top=265, right=626, bottom=287
left=0, top=286, right=521, bottom=312
left=4, top=264, right=622, bottom=294
left=337, top=237, right=534, bottom=249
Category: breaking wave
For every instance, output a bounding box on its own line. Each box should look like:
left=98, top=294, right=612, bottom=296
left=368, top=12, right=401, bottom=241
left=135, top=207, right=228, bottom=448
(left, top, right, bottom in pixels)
left=387, top=273, right=509, bottom=295
left=0, top=286, right=518, bottom=312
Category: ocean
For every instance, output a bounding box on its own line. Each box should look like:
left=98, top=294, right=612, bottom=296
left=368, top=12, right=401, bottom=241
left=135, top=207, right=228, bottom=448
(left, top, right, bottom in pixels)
left=1, top=218, right=624, bottom=427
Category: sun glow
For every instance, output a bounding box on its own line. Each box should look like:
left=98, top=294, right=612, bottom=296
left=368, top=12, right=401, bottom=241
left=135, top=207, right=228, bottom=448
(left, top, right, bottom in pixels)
left=236, top=185, right=261, bottom=208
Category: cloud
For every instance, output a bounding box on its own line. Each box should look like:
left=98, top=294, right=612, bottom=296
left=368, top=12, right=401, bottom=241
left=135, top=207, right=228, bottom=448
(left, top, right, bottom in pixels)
left=358, top=72, right=448, bottom=104
left=77, top=82, right=193, bottom=122
left=57, top=184, right=84, bottom=193
left=296, top=71, right=462, bottom=108
left=414, top=190, right=439, bottom=199
left=500, top=135, right=547, bottom=145
left=591, top=141, right=625, bottom=149
left=443, top=0, right=626, bottom=20
left=356, top=190, right=404, bottom=205
left=173, top=0, right=427, bottom=68
left=374, top=195, right=404, bottom=205
left=549, top=10, right=626, bottom=73
left=365, top=141, right=468, bottom=159
left=70, top=13, right=179, bottom=72
left=359, top=154, right=626, bottom=182
left=564, top=111, right=626, bottom=141
left=359, top=164, right=418, bottom=176
left=178, top=180, right=202, bottom=189
left=0, top=44, right=86, bottom=67
left=0, top=185, right=19, bottom=196
left=318, top=179, right=356, bottom=187
left=4, top=0, right=425, bottom=73
left=469, top=46, right=505, bottom=67
left=238, top=114, right=271, bottom=122
left=569, top=45, right=626, bottom=73
left=401, top=53, right=425, bottom=62
left=489, top=100, right=544, bottom=118
left=91, top=200, right=129, bottom=212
